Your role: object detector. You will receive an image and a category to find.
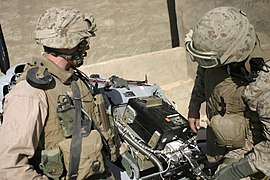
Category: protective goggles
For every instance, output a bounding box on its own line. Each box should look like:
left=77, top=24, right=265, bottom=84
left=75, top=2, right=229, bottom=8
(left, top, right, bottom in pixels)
left=185, top=41, right=221, bottom=68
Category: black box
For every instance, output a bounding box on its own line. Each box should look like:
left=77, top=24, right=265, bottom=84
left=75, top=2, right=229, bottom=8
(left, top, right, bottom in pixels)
left=126, top=97, right=189, bottom=150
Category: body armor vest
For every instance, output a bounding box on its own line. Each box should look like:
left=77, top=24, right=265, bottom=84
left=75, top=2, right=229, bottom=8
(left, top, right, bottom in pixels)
left=204, top=66, right=246, bottom=120
left=18, top=57, right=114, bottom=179
left=20, top=57, right=96, bottom=148
left=204, top=62, right=264, bottom=152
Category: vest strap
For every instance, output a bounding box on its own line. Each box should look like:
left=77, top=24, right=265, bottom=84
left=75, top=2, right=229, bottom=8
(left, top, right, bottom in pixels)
left=69, top=81, right=83, bottom=180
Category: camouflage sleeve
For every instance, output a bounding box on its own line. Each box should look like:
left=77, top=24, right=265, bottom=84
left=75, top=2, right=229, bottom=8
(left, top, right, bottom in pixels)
left=243, top=64, right=270, bottom=176
left=188, top=66, right=206, bottom=119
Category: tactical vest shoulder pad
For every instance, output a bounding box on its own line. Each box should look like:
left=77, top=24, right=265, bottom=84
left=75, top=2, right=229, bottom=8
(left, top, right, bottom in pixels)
left=26, top=66, right=55, bottom=90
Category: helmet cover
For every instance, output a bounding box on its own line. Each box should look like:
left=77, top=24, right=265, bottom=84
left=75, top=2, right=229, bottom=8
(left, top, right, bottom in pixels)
left=35, top=7, right=96, bottom=49
left=187, top=6, right=256, bottom=67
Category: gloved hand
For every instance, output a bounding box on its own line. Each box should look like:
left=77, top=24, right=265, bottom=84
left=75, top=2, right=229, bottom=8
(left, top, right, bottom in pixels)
left=214, top=157, right=256, bottom=180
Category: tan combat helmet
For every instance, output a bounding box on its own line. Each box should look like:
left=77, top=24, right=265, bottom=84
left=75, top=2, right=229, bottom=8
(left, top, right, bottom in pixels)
left=185, top=6, right=256, bottom=68
left=35, top=7, right=96, bottom=49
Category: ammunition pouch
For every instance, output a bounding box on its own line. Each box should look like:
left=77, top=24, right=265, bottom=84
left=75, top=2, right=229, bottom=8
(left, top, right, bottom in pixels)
left=39, top=147, right=64, bottom=179
left=209, top=113, right=247, bottom=148
left=57, top=93, right=92, bottom=138
left=57, top=94, right=74, bottom=138
left=58, top=130, right=105, bottom=179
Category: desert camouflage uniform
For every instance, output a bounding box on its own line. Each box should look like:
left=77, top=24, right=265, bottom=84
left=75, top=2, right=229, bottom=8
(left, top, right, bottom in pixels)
left=0, top=7, right=117, bottom=180
left=186, top=6, right=270, bottom=179
left=243, top=60, right=270, bottom=176
left=188, top=46, right=270, bottom=177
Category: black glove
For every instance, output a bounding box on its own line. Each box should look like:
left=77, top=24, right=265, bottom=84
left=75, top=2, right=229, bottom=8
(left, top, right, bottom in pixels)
left=214, top=157, right=256, bottom=180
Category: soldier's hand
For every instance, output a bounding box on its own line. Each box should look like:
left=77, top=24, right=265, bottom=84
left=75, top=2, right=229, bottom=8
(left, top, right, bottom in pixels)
left=188, top=117, right=200, bottom=133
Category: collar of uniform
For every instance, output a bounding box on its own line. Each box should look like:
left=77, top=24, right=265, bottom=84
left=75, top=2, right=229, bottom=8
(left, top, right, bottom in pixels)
left=31, top=56, right=75, bottom=84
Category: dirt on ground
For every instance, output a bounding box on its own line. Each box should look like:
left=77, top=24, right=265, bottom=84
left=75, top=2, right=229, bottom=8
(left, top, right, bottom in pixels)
left=0, top=0, right=269, bottom=68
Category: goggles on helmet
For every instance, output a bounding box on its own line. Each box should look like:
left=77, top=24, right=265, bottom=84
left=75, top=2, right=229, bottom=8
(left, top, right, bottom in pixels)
left=185, top=41, right=221, bottom=68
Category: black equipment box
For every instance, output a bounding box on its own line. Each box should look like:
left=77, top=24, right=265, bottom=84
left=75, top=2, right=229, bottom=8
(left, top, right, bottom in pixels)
left=126, top=97, right=189, bottom=150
